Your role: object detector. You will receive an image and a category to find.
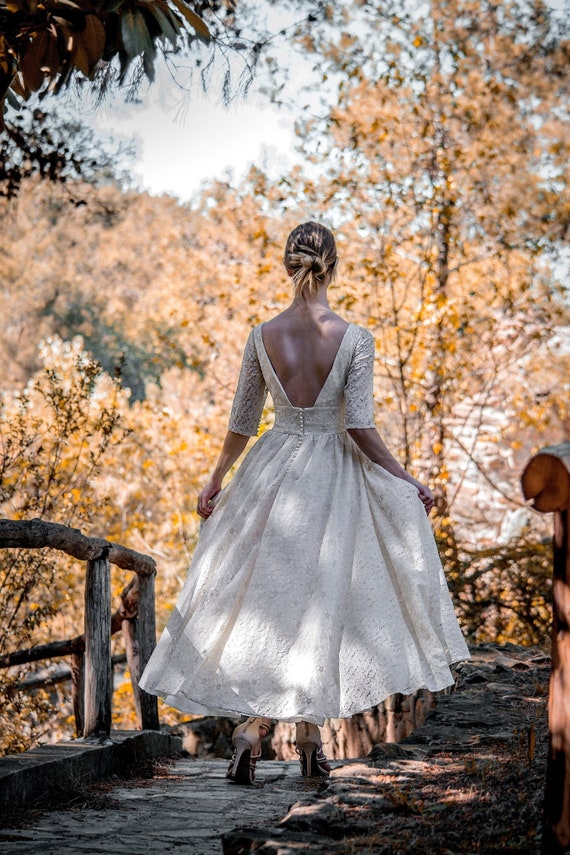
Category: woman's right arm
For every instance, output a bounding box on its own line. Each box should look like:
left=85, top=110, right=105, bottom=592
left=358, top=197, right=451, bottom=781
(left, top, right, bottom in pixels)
left=348, top=427, right=435, bottom=513
left=345, top=329, right=434, bottom=514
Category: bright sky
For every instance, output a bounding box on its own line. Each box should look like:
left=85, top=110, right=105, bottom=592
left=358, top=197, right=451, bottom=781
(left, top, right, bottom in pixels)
left=89, top=73, right=299, bottom=202
left=88, top=4, right=308, bottom=203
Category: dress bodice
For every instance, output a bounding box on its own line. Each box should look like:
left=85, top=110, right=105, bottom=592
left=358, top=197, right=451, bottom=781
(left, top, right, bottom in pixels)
left=229, top=323, right=377, bottom=437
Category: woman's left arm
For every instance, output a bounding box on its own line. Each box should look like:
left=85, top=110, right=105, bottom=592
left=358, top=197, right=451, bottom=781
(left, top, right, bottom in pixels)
left=198, top=329, right=267, bottom=519
left=197, top=431, right=250, bottom=519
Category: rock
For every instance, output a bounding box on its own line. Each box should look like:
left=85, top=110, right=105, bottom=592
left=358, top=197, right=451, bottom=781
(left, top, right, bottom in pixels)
left=367, top=742, right=423, bottom=766
left=166, top=716, right=236, bottom=758
left=219, top=643, right=550, bottom=853
left=222, top=827, right=326, bottom=855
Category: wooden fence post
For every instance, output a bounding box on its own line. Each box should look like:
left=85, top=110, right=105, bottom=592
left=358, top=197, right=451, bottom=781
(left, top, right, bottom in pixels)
left=0, top=519, right=159, bottom=737
left=136, top=572, right=159, bottom=730
left=83, top=549, right=112, bottom=737
left=521, top=442, right=570, bottom=855
left=70, top=652, right=85, bottom=737
left=541, top=508, right=570, bottom=854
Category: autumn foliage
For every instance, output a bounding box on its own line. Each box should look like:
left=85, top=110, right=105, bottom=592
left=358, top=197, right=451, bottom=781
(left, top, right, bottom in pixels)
left=0, top=0, right=569, bottom=754
left=0, top=0, right=219, bottom=128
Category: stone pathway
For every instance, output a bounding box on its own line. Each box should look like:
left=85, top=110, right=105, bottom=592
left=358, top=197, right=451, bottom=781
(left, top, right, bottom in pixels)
left=0, top=758, right=336, bottom=855
left=0, top=644, right=551, bottom=854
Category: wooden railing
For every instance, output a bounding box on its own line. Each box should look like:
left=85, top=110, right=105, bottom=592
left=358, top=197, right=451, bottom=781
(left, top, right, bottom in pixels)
left=521, top=442, right=570, bottom=855
left=0, top=518, right=159, bottom=737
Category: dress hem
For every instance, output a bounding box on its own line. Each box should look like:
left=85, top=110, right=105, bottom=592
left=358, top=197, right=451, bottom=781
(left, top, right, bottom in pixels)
left=143, top=654, right=470, bottom=726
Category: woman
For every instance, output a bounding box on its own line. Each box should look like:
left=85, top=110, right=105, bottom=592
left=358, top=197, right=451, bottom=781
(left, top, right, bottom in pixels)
left=139, top=222, right=470, bottom=785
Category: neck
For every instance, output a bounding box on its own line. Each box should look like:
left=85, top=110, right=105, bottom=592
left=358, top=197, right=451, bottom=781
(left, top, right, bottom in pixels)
left=290, top=287, right=330, bottom=311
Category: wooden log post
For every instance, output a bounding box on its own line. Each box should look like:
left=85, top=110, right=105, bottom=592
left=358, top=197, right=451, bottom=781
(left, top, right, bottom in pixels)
left=83, top=549, right=112, bottom=737
left=70, top=652, right=85, bottom=737
left=119, top=576, right=143, bottom=726
left=521, top=442, right=570, bottom=855
left=0, top=519, right=159, bottom=736
left=136, top=571, right=159, bottom=730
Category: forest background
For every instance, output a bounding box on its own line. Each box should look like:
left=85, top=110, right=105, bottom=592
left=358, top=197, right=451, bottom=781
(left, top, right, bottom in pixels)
left=0, top=0, right=569, bottom=756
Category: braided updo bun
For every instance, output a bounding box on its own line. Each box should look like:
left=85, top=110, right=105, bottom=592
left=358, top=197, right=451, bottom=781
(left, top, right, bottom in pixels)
left=284, top=222, right=338, bottom=299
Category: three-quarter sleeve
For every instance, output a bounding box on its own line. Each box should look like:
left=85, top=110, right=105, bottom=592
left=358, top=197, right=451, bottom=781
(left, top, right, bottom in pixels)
left=228, top=329, right=268, bottom=436
left=344, top=328, right=376, bottom=429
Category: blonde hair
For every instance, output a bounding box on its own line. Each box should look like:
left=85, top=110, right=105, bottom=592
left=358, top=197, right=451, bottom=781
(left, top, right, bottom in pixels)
left=284, top=222, right=338, bottom=299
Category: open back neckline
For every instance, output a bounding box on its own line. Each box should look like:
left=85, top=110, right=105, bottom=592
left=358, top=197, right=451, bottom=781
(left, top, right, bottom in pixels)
left=259, top=323, right=353, bottom=410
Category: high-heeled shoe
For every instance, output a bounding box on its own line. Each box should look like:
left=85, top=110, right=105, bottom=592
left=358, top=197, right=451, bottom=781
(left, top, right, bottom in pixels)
left=226, top=717, right=273, bottom=785
left=295, top=721, right=331, bottom=778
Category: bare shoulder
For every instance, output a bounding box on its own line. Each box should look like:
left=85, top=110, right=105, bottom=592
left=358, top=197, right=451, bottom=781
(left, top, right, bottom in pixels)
left=263, top=309, right=349, bottom=341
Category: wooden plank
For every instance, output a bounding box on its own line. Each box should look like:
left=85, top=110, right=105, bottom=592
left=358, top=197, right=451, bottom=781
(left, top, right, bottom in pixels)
left=83, top=553, right=112, bottom=737
left=136, top=572, right=159, bottom=730
left=542, top=509, right=570, bottom=854
left=15, top=654, right=126, bottom=690
left=0, top=635, right=84, bottom=668
left=0, top=599, right=137, bottom=669
left=0, top=518, right=157, bottom=576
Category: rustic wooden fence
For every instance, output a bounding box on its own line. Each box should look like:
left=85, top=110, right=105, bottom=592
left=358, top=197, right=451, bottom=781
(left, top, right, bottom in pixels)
left=0, top=518, right=159, bottom=737
left=521, top=442, right=570, bottom=855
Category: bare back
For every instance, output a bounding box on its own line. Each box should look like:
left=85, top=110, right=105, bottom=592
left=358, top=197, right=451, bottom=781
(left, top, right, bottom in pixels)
left=261, top=307, right=349, bottom=409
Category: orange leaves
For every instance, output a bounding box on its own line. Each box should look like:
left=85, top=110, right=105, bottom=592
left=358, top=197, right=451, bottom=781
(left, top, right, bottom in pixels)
left=20, top=31, right=58, bottom=92
left=169, top=0, right=210, bottom=40
left=70, top=14, right=106, bottom=76
left=0, top=0, right=211, bottom=119
left=6, top=3, right=107, bottom=101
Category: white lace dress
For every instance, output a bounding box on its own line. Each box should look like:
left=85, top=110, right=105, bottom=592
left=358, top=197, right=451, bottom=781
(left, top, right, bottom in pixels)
left=139, top=323, right=470, bottom=724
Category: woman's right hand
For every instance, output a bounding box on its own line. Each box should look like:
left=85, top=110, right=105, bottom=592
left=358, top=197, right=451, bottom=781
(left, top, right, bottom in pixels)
left=415, top=482, right=435, bottom=514
left=197, top=479, right=222, bottom=519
